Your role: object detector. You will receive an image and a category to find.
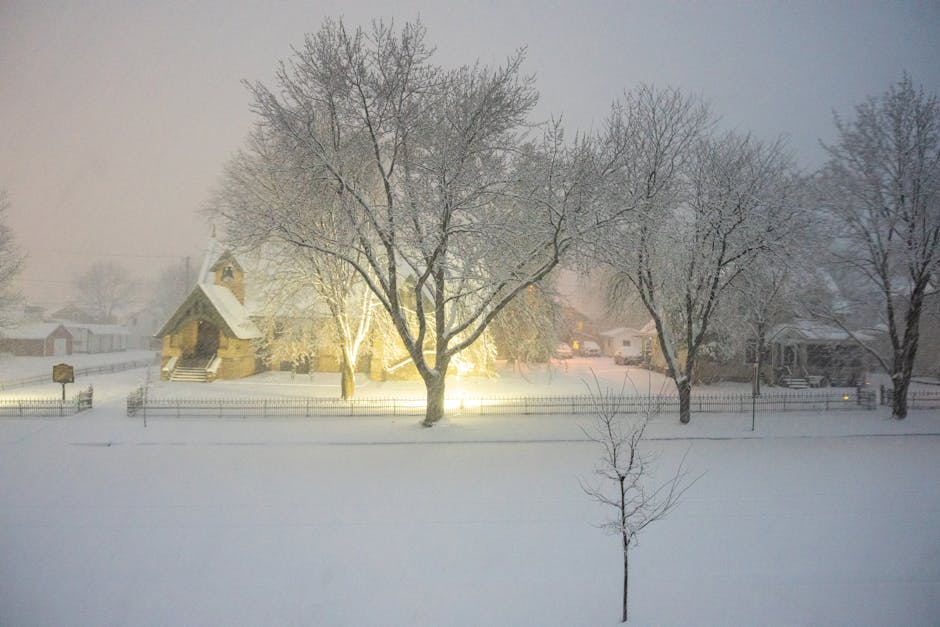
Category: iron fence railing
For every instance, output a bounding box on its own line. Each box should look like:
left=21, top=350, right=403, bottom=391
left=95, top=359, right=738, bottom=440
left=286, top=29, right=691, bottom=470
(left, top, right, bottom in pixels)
left=0, top=386, right=94, bottom=417
left=881, top=387, right=940, bottom=409
left=126, top=387, right=877, bottom=418
left=0, top=357, right=157, bottom=391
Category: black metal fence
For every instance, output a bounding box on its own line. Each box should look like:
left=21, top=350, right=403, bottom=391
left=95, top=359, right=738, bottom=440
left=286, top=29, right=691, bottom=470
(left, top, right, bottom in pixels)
left=126, top=387, right=877, bottom=418
left=0, top=386, right=94, bottom=417
left=0, top=357, right=157, bottom=391
left=881, top=386, right=940, bottom=409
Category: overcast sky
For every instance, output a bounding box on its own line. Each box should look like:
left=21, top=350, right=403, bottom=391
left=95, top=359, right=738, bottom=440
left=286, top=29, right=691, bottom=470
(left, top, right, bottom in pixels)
left=1, top=0, right=938, bottom=310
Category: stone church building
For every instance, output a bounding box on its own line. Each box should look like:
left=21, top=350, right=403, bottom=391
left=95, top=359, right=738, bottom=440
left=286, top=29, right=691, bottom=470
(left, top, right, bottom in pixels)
left=157, top=240, right=495, bottom=383
left=157, top=248, right=264, bottom=381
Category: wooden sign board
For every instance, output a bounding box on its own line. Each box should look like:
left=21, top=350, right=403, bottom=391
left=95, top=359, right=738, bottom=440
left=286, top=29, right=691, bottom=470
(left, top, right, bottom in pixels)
left=53, top=363, right=75, bottom=384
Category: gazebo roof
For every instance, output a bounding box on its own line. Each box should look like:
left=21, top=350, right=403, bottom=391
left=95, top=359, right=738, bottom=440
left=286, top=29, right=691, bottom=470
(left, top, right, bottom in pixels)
left=769, top=320, right=876, bottom=344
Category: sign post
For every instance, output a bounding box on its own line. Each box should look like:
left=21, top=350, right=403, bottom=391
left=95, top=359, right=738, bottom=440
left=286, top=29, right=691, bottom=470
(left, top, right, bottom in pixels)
left=745, top=341, right=759, bottom=432
left=52, top=363, right=75, bottom=402
left=751, top=362, right=758, bottom=432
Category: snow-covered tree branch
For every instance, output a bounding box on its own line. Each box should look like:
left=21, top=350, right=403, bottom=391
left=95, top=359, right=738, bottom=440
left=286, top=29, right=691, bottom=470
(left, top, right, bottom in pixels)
left=816, top=74, right=940, bottom=419
left=216, top=19, right=607, bottom=425
left=596, top=86, right=801, bottom=423
left=73, top=261, right=135, bottom=324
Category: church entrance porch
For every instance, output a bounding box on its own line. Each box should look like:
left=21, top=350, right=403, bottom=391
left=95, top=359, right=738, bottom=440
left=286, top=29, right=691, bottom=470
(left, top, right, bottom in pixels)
left=194, top=320, right=220, bottom=359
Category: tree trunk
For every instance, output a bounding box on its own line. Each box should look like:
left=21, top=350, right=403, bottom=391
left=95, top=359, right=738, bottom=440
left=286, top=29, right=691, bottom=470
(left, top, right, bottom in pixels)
left=891, top=287, right=925, bottom=420
left=622, top=537, right=629, bottom=623
left=422, top=370, right=447, bottom=427
left=891, top=373, right=910, bottom=420
left=677, top=378, right=692, bottom=424
left=339, top=353, right=355, bottom=400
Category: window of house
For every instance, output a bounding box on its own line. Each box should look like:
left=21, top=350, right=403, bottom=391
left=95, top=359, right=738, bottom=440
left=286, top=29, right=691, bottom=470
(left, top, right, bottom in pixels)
left=622, top=339, right=631, bottom=347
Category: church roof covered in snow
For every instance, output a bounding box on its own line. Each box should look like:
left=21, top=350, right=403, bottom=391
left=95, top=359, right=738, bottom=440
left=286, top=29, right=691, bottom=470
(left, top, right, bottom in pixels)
left=193, top=239, right=328, bottom=318
left=155, top=283, right=262, bottom=340
left=198, top=284, right=262, bottom=339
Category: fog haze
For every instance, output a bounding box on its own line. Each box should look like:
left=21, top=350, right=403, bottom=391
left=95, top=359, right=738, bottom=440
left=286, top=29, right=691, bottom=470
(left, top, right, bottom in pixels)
left=2, top=0, right=938, bottom=310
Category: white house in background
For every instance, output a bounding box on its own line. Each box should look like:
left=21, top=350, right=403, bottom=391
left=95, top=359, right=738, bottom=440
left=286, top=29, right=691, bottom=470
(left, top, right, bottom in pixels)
left=64, top=323, right=130, bottom=353
left=600, top=325, right=654, bottom=364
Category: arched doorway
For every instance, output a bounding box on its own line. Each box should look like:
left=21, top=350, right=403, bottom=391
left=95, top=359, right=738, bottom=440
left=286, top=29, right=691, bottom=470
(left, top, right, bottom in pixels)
left=195, top=320, right=220, bottom=358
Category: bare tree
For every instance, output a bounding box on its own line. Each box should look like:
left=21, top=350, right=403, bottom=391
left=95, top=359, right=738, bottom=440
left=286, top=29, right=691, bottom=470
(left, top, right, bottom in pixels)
left=212, top=130, right=379, bottom=400
left=149, top=258, right=195, bottom=325
left=817, top=74, right=940, bottom=419
left=219, top=19, right=608, bottom=425
left=260, top=246, right=376, bottom=399
left=734, top=265, right=796, bottom=392
left=0, top=190, right=24, bottom=323
left=732, top=194, right=818, bottom=391
left=74, top=261, right=134, bottom=324
left=581, top=375, right=699, bottom=623
left=599, top=86, right=802, bottom=423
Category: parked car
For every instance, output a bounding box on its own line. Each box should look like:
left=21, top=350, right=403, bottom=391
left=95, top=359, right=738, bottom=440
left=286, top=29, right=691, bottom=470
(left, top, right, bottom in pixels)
left=614, top=347, right=643, bottom=366
left=580, top=340, right=601, bottom=357
left=554, top=343, right=573, bottom=359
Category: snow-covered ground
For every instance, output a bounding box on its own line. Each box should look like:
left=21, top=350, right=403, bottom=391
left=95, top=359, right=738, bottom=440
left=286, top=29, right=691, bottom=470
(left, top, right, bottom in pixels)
left=0, top=349, right=157, bottom=377
left=1, top=356, right=939, bottom=625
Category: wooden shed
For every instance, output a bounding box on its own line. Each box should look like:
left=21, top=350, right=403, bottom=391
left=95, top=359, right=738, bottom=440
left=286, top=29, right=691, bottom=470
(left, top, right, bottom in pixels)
left=0, top=323, right=73, bottom=356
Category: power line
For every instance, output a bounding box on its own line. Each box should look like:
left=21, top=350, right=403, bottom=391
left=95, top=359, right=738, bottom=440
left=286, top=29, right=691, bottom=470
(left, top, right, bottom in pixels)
left=27, top=248, right=188, bottom=259
left=17, top=279, right=74, bottom=284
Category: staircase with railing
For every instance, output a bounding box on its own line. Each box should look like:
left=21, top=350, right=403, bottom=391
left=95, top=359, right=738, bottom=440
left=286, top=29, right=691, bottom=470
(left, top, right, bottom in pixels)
left=169, top=355, right=216, bottom=382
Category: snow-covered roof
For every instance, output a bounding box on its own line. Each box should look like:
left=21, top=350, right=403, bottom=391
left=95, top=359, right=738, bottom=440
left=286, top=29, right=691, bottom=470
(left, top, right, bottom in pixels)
left=0, top=322, right=68, bottom=340
left=194, top=239, right=328, bottom=318
left=600, top=326, right=651, bottom=337
left=769, top=320, right=877, bottom=344
left=155, top=282, right=262, bottom=340
left=198, top=284, right=262, bottom=339
left=196, top=238, right=232, bottom=285
left=62, top=323, right=131, bottom=336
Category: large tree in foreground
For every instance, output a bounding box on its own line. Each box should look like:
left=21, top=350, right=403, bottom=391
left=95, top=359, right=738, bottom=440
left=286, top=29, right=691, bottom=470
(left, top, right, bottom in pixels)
left=599, top=86, right=802, bottom=424
left=220, top=19, right=606, bottom=425
left=817, top=74, right=940, bottom=419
